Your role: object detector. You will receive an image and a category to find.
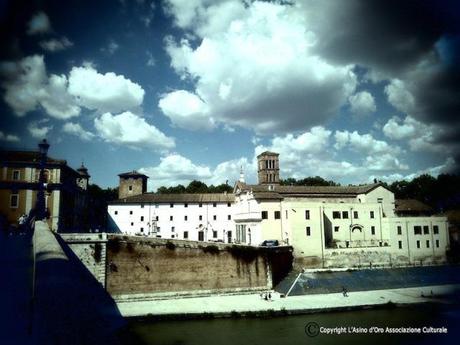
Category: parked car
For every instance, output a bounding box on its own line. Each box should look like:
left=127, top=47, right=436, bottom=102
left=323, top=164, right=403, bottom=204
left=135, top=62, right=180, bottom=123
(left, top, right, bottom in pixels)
left=260, top=239, right=279, bottom=247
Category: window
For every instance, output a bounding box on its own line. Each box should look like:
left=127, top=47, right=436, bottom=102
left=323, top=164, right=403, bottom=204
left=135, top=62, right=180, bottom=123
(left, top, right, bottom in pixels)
left=305, top=210, right=310, bottom=220
left=171, top=235, right=175, bottom=239
left=12, top=170, right=20, bottom=180
left=213, top=231, right=217, bottom=238
left=128, top=185, right=133, bottom=191
left=199, top=203, right=203, bottom=207
left=184, top=215, right=188, bottom=221
left=377, top=198, right=383, bottom=203
left=156, top=216, right=159, bottom=221
left=370, top=211, right=375, bottom=219
left=141, top=204, right=144, bottom=208
left=353, top=211, right=359, bottom=219
left=342, top=211, right=349, bottom=219
left=184, top=203, right=188, bottom=208
left=261, top=211, right=268, bottom=219
left=227, top=203, right=231, bottom=207
left=397, top=226, right=402, bottom=235
left=228, top=215, right=231, bottom=220
left=423, top=226, right=429, bottom=234
left=306, top=227, right=311, bottom=236
left=332, top=211, right=341, bottom=219
left=10, top=193, right=19, bottom=208
left=140, top=227, right=144, bottom=232
left=198, top=231, right=204, bottom=241
left=129, top=210, right=133, bottom=215
left=171, top=226, right=175, bottom=232
left=213, top=203, right=217, bottom=207
left=285, top=210, right=288, bottom=219
left=433, top=225, right=439, bottom=234
left=426, top=240, right=430, bottom=248
left=334, top=226, right=339, bottom=232
left=170, top=215, right=173, bottom=221
left=140, top=216, right=144, bottom=221
left=114, top=210, right=118, bottom=215
left=371, top=226, right=375, bottom=235
left=414, top=226, right=422, bottom=235
left=199, top=215, right=203, bottom=221
left=155, top=204, right=159, bottom=208
left=398, top=241, right=402, bottom=249
left=184, top=231, right=189, bottom=239
left=170, top=203, right=174, bottom=208
left=436, top=240, right=440, bottom=248
left=416, top=240, right=420, bottom=249
left=213, top=215, right=217, bottom=221
left=274, top=211, right=280, bottom=219
left=130, top=222, right=134, bottom=226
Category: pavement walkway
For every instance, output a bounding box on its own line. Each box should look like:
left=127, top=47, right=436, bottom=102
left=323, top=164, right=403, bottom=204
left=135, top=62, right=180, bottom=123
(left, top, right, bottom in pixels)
left=116, top=284, right=460, bottom=318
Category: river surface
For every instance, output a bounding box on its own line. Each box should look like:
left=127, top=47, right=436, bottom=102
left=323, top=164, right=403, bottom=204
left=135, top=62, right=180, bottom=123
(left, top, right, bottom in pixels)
left=120, top=304, right=459, bottom=345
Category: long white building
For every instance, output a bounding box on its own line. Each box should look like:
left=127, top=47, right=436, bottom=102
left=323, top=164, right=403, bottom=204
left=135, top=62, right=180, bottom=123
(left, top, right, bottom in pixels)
left=107, top=152, right=450, bottom=267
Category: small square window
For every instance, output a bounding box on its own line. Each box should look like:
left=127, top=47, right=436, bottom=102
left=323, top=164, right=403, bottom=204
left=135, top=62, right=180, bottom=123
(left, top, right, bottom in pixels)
left=12, top=170, right=20, bottom=180
left=114, top=210, right=118, bottom=215
left=370, top=211, right=375, bottom=219
left=170, top=215, right=173, bottom=221
left=342, top=211, right=349, bottom=219
left=332, top=211, right=341, bottom=219
left=416, top=240, right=420, bottom=249
left=377, top=198, right=383, bottom=203
left=397, top=226, right=402, bottom=235
left=371, top=226, right=375, bottom=235
left=414, top=226, right=422, bottom=235
left=140, top=227, right=144, bottom=232
left=398, top=240, right=402, bottom=249
left=433, top=225, right=439, bottom=234
left=184, top=215, right=188, bottom=221
left=129, top=210, right=133, bottom=215
left=426, top=240, right=430, bottom=248
left=274, top=211, right=280, bottom=219
left=423, top=226, right=429, bottom=234
left=353, top=211, right=358, bottom=219
left=213, top=215, right=217, bottom=221
left=171, top=226, right=175, bottom=232
left=199, top=215, right=203, bottom=221
left=261, top=211, right=268, bottom=219
left=140, top=216, right=144, bottom=221
left=334, top=226, right=339, bottom=232
left=10, top=194, right=19, bottom=208
left=199, top=203, right=203, bottom=207
left=436, top=239, right=439, bottom=248
left=141, top=204, right=144, bottom=208
left=184, top=203, right=188, bottom=208
left=184, top=231, right=189, bottom=239
left=213, top=203, right=217, bottom=207
left=170, top=203, right=174, bottom=208
left=156, top=216, right=159, bottom=221
left=306, top=227, right=311, bottom=236
left=228, top=215, right=231, bottom=220
left=128, top=185, right=133, bottom=191
left=131, top=222, right=134, bottom=226
left=227, top=203, right=231, bottom=207
left=305, top=210, right=310, bottom=220
left=213, top=231, right=217, bottom=238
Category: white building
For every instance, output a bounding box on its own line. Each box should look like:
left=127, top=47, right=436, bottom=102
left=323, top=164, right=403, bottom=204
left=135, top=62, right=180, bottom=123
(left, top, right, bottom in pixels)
left=107, top=154, right=450, bottom=266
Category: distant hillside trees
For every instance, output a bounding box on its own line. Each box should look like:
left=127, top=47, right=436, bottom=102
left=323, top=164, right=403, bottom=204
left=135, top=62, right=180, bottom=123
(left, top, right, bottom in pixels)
left=280, top=176, right=339, bottom=186
left=156, top=180, right=233, bottom=194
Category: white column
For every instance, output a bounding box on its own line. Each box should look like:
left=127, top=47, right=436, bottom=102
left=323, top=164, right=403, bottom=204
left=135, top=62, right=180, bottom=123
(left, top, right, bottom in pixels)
left=52, top=190, right=60, bottom=231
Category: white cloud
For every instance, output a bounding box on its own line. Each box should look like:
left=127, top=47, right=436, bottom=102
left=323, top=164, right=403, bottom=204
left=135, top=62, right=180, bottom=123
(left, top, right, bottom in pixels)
left=27, top=121, right=52, bottom=139
left=27, top=12, right=51, bottom=35
left=383, top=116, right=446, bottom=153
left=161, top=0, right=357, bottom=133
left=158, top=90, right=214, bottom=130
left=68, top=65, right=145, bottom=113
left=384, top=79, right=416, bottom=114
left=39, top=37, right=73, bottom=52
left=101, top=40, right=119, bottom=55
left=146, top=51, right=156, bottom=67
left=365, top=154, right=408, bottom=171
left=94, top=111, right=175, bottom=150
left=41, top=74, right=81, bottom=118
left=334, top=130, right=398, bottom=155
left=62, top=123, right=95, bottom=141
left=0, top=131, right=20, bottom=142
left=348, top=91, right=376, bottom=116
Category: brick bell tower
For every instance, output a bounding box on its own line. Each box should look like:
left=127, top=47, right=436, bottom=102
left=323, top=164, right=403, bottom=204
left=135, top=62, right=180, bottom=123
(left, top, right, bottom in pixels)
left=257, top=151, right=280, bottom=185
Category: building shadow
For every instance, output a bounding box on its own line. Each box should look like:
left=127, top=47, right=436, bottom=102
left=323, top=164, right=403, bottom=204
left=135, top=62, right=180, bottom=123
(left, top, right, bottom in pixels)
left=32, top=232, right=128, bottom=345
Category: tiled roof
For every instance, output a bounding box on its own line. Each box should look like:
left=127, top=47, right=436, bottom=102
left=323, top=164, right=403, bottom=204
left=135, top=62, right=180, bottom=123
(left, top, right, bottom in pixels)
left=395, top=199, right=433, bottom=213
left=118, top=170, right=149, bottom=178
left=0, top=150, right=66, bottom=165
left=236, top=182, right=383, bottom=197
left=257, top=151, right=279, bottom=157
left=111, top=193, right=235, bottom=204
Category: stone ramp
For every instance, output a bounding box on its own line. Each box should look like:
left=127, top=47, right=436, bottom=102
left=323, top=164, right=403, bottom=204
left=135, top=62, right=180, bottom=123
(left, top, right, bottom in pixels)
left=276, top=265, right=460, bottom=296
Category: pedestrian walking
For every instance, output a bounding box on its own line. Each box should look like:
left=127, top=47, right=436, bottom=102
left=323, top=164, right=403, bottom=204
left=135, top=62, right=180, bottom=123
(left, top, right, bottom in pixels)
left=342, top=286, right=348, bottom=297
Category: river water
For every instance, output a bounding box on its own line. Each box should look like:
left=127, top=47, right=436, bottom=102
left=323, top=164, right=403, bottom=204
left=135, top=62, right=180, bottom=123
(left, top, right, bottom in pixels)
left=120, top=304, right=459, bottom=345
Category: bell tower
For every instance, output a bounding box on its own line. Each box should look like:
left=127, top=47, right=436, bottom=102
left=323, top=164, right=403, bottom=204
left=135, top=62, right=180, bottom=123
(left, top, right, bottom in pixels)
left=257, top=151, right=280, bottom=185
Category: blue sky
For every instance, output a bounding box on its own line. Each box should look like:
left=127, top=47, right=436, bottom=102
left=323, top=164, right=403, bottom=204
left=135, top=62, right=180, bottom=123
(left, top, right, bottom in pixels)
left=0, top=0, right=459, bottom=190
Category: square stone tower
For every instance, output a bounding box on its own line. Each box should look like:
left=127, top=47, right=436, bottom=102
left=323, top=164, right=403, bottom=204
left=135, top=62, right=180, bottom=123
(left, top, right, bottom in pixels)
left=257, top=151, right=280, bottom=185
left=118, top=171, right=148, bottom=199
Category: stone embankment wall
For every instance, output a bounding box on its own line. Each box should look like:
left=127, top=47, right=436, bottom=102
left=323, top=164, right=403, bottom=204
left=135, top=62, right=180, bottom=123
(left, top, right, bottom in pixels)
left=61, top=234, right=293, bottom=299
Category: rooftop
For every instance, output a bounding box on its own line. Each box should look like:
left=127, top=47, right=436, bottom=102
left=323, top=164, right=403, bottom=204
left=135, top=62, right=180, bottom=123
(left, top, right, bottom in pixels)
left=111, top=193, right=235, bottom=204
left=395, top=199, right=433, bottom=213
left=0, top=150, right=67, bottom=165
left=118, top=170, right=149, bottom=178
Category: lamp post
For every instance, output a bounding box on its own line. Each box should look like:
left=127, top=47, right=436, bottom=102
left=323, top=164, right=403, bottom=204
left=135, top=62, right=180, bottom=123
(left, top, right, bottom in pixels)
left=36, top=139, right=50, bottom=221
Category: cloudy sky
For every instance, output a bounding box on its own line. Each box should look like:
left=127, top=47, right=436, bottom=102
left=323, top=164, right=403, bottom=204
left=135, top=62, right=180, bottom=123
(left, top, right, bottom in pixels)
left=0, top=0, right=459, bottom=190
